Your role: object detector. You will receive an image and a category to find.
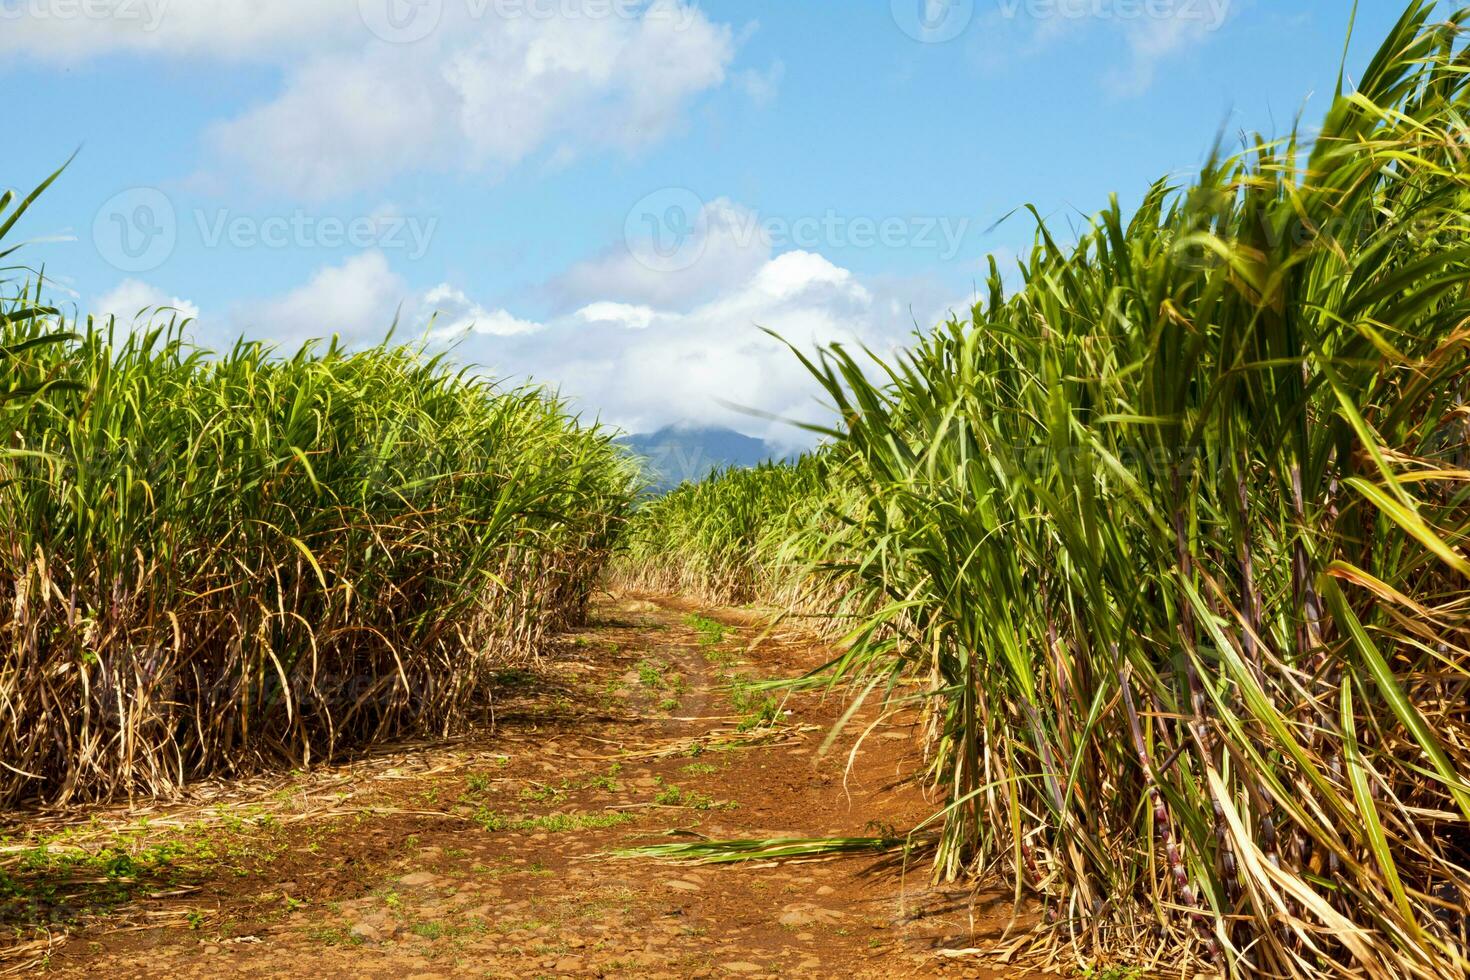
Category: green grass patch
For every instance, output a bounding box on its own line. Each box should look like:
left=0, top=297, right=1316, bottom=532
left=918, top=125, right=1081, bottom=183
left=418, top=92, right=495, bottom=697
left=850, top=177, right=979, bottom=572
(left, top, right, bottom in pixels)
left=636, top=658, right=687, bottom=711
left=728, top=677, right=781, bottom=731
left=516, top=764, right=624, bottom=804
left=0, top=815, right=291, bottom=935
left=306, top=925, right=366, bottom=947
left=472, top=809, right=636, bottom=834
left=683, top=614, right=729, bottom=645
left=652, top=782, right=735, bottom=811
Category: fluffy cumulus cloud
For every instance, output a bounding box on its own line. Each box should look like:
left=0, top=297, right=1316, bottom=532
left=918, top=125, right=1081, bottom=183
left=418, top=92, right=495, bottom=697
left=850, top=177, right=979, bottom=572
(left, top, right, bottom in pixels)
left=549, top=197, right=772, bottom=311
left=969, top=0, right=1232, bottom=96
left=517, top=199, right=966, bottom=447
left=209, top=4, right=734, bottom=197
left=0, top=1, right=355, bottom=60
left=6, top=1, right=741, bottom=198
left=93, top=278, right=200, bottom=328
left=514, top=249, right=889, bottom=446
left=446, top=5, right=734, bottom=161
left=426, top=252, right=884, bottom=446
left=230, top=251, right=408, bottom=348
left=422, top=284, right=544, bottom=338
left=561, top=255, right=964, bottom=450
left=209, top=50, right=450, bottom=199
left=212, top=198, right=967, bottom=449
left=574, top=301, right=656, bottom=330
left=194, top=3, right=736, bottom=197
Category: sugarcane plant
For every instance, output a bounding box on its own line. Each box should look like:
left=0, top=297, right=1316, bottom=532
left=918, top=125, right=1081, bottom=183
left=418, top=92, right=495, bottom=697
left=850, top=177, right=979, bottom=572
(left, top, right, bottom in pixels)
left=0, top=172, right=640, bottom=807
left=618, top=4, right=1470, bottom=976
left=611, top=455, right=835, bottom=607
left=1, top=160, right=78, bottom=425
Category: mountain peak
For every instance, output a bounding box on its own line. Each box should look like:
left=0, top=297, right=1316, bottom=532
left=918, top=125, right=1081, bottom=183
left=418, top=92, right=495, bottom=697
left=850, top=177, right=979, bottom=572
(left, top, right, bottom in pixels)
left=621, top=425, right=779, bottom=491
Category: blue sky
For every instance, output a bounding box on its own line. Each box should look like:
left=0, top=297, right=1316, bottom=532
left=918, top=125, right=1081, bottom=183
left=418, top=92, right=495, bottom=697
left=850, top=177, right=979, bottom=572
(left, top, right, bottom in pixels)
left=3, top=0, right=1410, bottom=445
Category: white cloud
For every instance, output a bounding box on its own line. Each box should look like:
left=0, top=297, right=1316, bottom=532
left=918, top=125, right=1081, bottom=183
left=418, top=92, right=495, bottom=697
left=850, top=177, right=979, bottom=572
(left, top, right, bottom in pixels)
left=551, top=197, right=771, bottom=310
left=208, top=48, right=448, bottom=200
left=1105, top=11, right=1226, bottom=98
left=527, top=250, right=905, bottom=447
left=4, top=1, right=744, bottom=198
left=423, top=284, right=544, bottom=338
left=232, top=251, right=406, bottom=348
left=460, top=248, right=960, bottom=449
left=748, top=250, right=864, bottom=301
left=93, top=278, right=200, bottom=328
left=0, top=1, right=355, bottom=60
left=209, top=206, right=966, bottom=449
left=208, top=1, right=737, bottom=198
left=449, top=5, right=734, bottom=161
left=215, top=254, right=546, bottom=349
left=968, top=2, right=1230, bottom=97
left=736, top=60, right=785, bottom=107
left=575, top=301, right=658, bottom=330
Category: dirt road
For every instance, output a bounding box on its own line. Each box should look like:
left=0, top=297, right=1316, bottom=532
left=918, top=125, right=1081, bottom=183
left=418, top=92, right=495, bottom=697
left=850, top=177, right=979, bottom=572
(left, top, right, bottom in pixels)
left=2, top=594, right=1037, bottom=978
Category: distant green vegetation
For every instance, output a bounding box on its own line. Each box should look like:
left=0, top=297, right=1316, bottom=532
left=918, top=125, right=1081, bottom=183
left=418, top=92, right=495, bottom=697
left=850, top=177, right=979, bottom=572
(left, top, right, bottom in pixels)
left=610, top=457, right=830, bottom=605
left=611, top=6, right=1470, bottom=976
left=683, top=613, right=728, bottom=645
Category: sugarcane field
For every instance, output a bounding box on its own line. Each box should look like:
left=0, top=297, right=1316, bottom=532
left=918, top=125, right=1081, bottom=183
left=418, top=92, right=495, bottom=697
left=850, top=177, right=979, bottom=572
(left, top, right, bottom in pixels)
left=4, top=2, right=1470, bottom=978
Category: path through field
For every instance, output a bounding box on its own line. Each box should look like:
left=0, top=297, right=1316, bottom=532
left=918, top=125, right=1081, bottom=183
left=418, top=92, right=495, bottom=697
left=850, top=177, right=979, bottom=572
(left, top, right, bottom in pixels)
left=5, top=595, right=1036, bottom=979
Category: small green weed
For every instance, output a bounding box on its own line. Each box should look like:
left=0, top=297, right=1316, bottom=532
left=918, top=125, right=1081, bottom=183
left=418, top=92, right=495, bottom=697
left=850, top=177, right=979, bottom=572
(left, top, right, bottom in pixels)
left=473, top=809, right=635, bottom=833
left=683, top=614, right=728, bottom=645
left=652, top=783, right=734, bottom=811
left=729, top=677, right=781, bottom=731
